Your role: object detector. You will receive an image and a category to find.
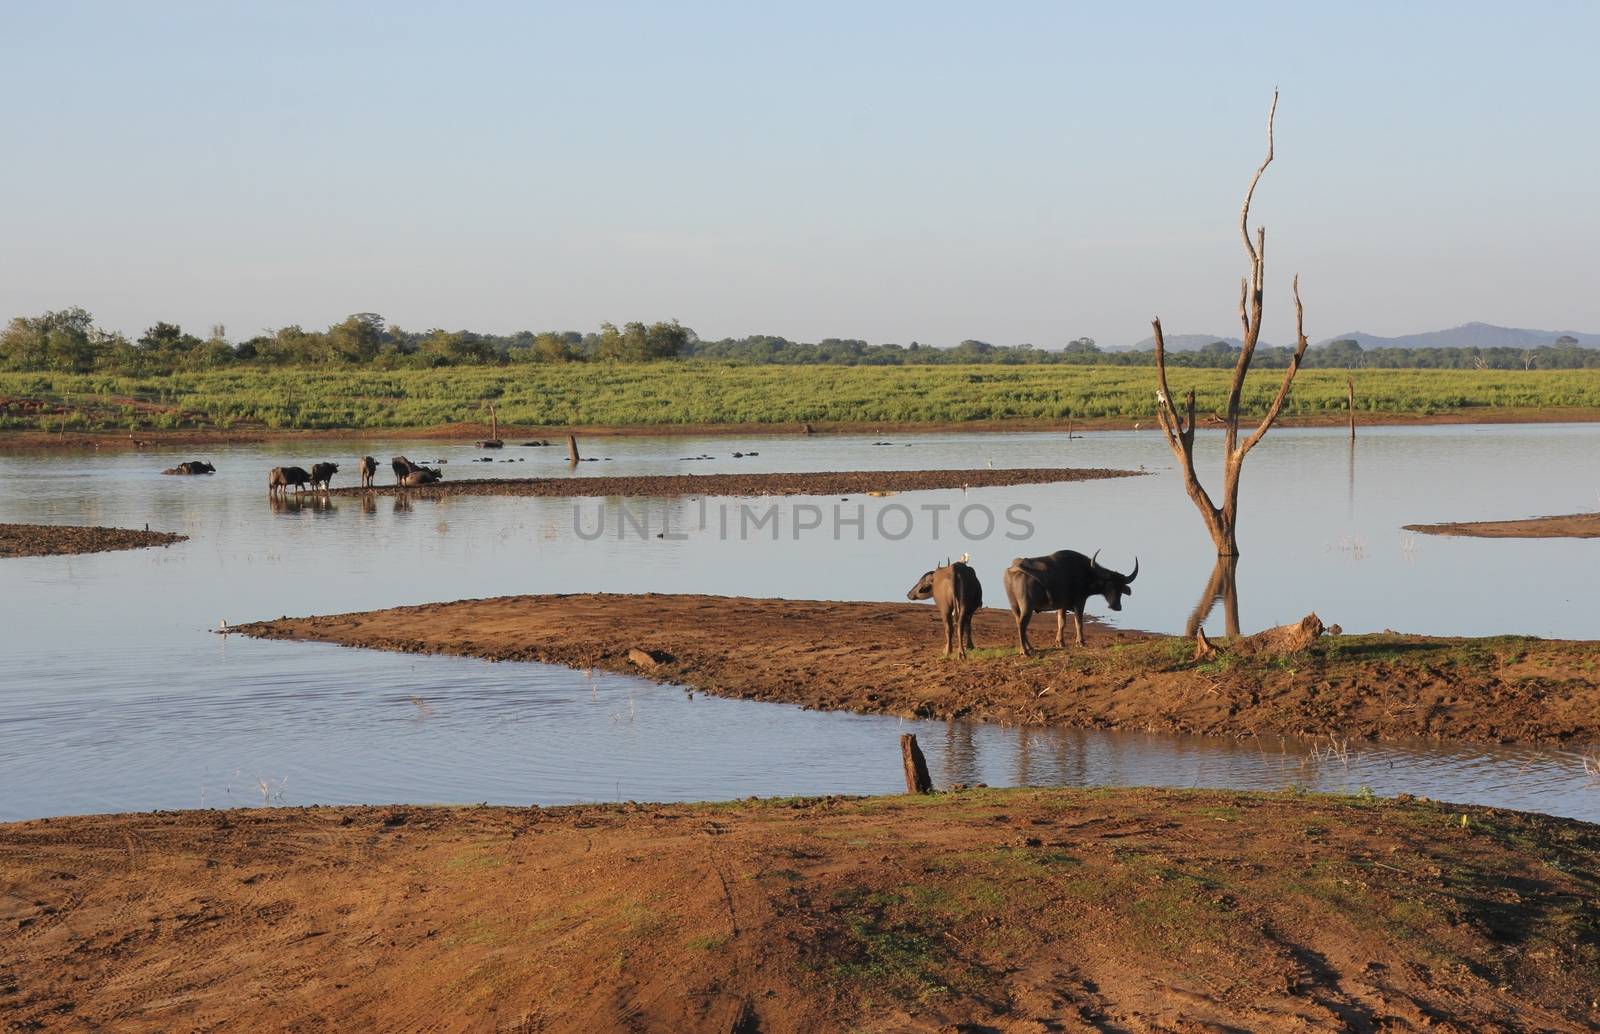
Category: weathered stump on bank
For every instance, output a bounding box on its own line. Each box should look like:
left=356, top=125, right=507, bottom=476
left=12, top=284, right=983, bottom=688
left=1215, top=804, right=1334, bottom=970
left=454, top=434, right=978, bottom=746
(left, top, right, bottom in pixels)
left=901, top=734, right=932, bottom=794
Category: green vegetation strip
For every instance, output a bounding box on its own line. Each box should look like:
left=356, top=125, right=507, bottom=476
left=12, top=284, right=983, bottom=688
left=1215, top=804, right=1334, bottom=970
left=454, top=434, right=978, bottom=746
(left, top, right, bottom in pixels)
left=6, top=363, right=1600, bottom=432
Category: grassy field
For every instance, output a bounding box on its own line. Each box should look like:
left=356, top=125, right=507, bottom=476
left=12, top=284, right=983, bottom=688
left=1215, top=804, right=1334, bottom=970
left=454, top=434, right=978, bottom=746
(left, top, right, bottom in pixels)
left=6, top=363, right=1600, bottom=433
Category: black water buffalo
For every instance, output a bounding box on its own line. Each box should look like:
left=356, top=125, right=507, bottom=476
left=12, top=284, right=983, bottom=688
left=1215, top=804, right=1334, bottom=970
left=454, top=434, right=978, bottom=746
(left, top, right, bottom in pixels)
left=1003, top=549, right=1138, bottom=656
left=391, top=456, right=426, bottom=483
left=359, top=455, right=378, bottom=488
left=906, top=560, right=982, bottom=659
left=310, top=461, right=339, bottom=491
left=268, top=465, right=312, bottom=497
left=161, top=461, right=215, bottom=475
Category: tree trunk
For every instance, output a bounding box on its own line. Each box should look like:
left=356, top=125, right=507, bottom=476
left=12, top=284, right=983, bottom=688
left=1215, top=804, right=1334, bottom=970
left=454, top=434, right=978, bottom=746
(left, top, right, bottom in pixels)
left=1347, top=376, right=1356, bottom=440
left=1150, top=91, right=1309, bottom=560
left=900, top=734, right=932, bottom=794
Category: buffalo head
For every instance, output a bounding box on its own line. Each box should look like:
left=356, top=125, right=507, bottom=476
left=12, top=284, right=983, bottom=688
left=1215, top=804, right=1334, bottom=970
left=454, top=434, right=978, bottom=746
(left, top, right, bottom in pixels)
left=1089, top=549, right=1139, bottom=612
left=906, top=560, right=949, bottom=601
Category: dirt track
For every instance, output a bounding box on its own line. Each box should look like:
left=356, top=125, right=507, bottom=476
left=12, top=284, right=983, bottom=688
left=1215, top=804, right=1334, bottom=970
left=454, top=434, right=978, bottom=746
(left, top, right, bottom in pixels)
left=4, top=789, right=1597, bottom=1032
left=1406, top=513, right=1600, bottom=538
left=236, top=594, right=1600, bottom=745
left=0, top=523, right=187, bottom=559
left=326, top=466, right=1138, bottom=499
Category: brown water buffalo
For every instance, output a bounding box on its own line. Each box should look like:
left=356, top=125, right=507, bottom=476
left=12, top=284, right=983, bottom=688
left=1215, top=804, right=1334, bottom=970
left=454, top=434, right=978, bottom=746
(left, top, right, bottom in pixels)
left=161, top=461, right=215, bottom=475
left=309, top=461, right=339, bottom=491
left=268, top=466, right=312, bottom=498
left=359, top=456, right=378, bottom=488
left=399, top=466, right=442, bottom=486
left=1004, top=549, right=1138, bottom=655
left=906, top=560, right=982, bottom=659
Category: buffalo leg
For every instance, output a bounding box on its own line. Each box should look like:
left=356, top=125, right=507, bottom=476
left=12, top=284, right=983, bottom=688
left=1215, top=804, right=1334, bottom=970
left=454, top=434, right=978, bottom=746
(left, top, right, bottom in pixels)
left=952, top=601, right=966, bottom=660
left=1074, top=610, right=1086, bottom=647
left=961, top=608, right=975, bottom=652
left=1055, top=611, right=1066, bottom=648
left=1013, top=605, right=1032, bottom=657
left=941, top=609, right=955, bottom=657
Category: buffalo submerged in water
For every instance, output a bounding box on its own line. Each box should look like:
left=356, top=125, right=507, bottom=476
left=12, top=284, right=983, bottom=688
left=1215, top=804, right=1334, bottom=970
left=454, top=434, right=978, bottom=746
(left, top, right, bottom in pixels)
left=161, top=461, right=215, bottom=475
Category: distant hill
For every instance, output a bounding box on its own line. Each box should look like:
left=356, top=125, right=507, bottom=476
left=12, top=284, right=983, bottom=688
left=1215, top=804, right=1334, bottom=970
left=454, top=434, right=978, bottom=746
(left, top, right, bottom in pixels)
left=1115, top=322, right=1599, bottom=352
left=1117, top=333, right=1259, bottom=352
left=1314, top=323, right=1600, bottom=350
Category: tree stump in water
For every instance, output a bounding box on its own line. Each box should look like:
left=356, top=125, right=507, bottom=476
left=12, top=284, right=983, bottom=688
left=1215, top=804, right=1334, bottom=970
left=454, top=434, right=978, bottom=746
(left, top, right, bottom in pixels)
left=567, top=434, right=581, bottom=464
left=900, top=734, right=932, bottom=794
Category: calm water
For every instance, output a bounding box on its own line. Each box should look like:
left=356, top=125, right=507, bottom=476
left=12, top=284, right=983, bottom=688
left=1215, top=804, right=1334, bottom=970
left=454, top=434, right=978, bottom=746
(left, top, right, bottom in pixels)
left=2, top=425, right=1597, bottom=821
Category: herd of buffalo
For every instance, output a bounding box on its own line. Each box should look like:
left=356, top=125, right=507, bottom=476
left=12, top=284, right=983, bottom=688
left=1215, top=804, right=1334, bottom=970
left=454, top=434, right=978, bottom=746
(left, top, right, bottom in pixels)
left=264, top=455, right=443, bottom=497
left=907, top=549, right=1138, bottom=658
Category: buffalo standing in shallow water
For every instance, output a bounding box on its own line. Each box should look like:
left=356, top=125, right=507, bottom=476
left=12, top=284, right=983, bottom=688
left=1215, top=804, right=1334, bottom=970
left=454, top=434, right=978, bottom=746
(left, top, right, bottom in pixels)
left=309, top=461, right=339, bottom=491
left=268, top=466, right=312, bottom=498
left=1004, top=549, right=1138, bottom=656
left=907, top=560, right=982, bottom=659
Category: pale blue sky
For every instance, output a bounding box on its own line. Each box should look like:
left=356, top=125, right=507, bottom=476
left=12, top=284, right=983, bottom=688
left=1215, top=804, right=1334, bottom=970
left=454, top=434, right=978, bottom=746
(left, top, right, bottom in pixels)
left=2, top=1, right=1595, bottom=347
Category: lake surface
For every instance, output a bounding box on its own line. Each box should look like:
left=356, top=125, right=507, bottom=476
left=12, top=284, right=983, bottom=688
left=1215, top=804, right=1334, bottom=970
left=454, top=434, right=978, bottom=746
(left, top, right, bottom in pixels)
left=2, top=424, right=1597, bottom=822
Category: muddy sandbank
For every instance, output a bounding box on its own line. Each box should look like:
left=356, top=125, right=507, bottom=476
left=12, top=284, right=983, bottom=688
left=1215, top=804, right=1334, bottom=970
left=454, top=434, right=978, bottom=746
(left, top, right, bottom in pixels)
left=325, top=466, right=1138, bottom=500
left=235, top=593, right=1600, bottom=745
left=0, top=522, right=187, bottom=559
left=1405, top=513, right=1600, bottom=539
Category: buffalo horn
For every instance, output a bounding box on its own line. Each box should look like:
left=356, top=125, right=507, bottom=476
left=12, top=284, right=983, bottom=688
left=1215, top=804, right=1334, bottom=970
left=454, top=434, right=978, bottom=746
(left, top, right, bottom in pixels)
left=1127, top=556, right=1139, bottom=582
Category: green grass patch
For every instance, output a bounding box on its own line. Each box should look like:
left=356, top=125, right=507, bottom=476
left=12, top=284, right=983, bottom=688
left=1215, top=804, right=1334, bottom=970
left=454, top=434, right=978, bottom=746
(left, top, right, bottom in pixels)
left=8, top=363, right=1600, bottom=432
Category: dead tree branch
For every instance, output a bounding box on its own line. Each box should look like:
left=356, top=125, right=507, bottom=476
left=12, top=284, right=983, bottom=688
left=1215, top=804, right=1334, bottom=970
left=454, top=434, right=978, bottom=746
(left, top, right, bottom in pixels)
left=1151, top=90, right=1307, bottom=558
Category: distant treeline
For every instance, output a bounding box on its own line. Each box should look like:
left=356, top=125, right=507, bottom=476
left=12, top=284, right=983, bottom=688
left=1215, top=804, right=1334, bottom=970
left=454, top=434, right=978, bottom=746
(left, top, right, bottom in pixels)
left=4, top=307, right=1598, bottom=375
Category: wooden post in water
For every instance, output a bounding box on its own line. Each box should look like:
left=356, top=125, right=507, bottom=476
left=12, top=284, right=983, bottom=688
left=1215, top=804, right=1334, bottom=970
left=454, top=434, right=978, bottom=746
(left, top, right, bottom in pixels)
left=900, top=734, right=932, bottom=794
left=567, top=433, right=581, bottom=464
left=1347, top=376, right=1356, bottom=440
left=490, top=403, right=498, bottom=442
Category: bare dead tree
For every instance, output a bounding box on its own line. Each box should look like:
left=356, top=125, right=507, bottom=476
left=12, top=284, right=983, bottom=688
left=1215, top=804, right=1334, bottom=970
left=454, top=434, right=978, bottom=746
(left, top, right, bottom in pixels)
left=1346, top=374, right=1356, bottom=441
left=1152, top=91, right=1311, bottom=557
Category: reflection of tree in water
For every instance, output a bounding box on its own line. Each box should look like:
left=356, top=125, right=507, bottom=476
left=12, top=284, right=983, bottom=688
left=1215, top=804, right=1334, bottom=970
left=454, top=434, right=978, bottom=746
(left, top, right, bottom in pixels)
left=1347, top=438, right=1357, bottom=520
left=1186, top=556, right=1241, bottom=638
